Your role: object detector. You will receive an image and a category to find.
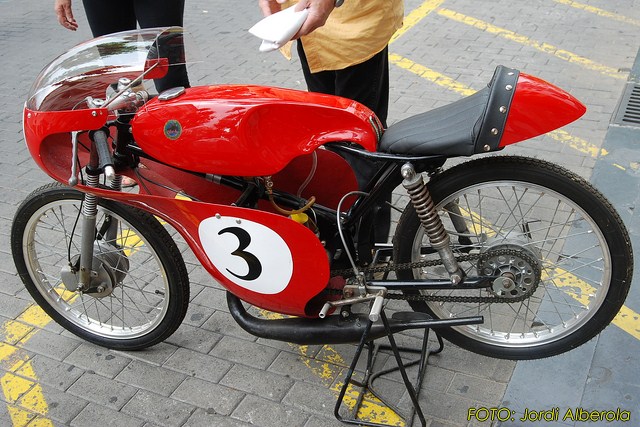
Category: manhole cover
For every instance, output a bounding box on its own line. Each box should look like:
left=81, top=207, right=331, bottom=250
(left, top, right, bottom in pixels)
left=612, top=82, right=640, bottom=127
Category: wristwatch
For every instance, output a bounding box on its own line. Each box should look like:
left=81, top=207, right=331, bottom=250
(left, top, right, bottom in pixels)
left=335, top=0, right=344, bottom=7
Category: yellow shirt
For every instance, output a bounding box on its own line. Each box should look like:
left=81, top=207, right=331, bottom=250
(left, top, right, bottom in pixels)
left=283, top=0, right=404, bottom=73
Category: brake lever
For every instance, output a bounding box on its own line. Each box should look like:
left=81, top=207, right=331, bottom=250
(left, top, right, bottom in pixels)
left=69, top=131, right=79, bottom=186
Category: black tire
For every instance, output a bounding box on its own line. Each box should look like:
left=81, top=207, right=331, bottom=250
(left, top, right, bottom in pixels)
left=11, top=183, right=190, bottom=350
left=393, top=156, right=633, bottom=360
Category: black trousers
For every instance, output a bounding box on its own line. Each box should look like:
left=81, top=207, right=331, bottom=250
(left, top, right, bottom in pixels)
left=82, top=0, right=185, bottom=36
left=297, top=41, right=392, bottom=242
left=297, top=41, right=390, bottom=128
left=82, top=0, right=189, bottom=92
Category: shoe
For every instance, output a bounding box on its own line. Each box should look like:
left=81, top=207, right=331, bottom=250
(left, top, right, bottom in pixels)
left=121, top=176, right=137, bottom=188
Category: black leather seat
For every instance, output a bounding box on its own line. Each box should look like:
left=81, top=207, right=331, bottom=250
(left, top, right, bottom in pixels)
left=379, top=66, right=519, bottom=157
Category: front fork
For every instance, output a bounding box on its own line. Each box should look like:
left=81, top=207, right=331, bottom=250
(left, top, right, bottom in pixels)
left=401, top=163, right=464, bottom=284
left=77, top=174, right=99, bottom=289
left=74, top=134, right=121, bottom=291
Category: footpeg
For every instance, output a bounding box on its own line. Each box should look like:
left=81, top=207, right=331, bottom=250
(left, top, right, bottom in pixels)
left=318, top=286, right=387, bottom=320
left=369, top=294, right=384, bottom=322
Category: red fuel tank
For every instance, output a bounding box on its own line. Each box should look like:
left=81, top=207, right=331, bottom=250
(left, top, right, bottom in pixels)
left=131, top=85, right=380, bottom=176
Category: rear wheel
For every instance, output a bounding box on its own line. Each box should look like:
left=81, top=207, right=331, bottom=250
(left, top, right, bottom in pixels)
left=393, top=156, right=633, bottom=360
left=11, top=183, right=190, bottom=350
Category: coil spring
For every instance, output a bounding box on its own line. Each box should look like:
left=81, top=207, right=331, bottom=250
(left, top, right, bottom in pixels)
left=405, top=176, right=449, bottom=248
left=110, top=175, right=123, bottom=191
left=82, top=174, right=100, bottom=217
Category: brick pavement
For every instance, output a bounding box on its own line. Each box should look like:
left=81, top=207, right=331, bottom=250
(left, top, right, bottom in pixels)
left=0, top=0, right=638, bottom=426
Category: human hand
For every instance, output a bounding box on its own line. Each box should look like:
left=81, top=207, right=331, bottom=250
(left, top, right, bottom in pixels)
left=54, top=0, right=78, bottom=31
left=258, top=0, right=286, bottom=16
left=294, top=0, right=335, bottom=37
left=258, top=0, right=335, bottom=36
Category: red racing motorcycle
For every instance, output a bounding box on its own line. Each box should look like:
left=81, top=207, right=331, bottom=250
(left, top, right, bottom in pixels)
left=12, top=28, right=633, bottom=368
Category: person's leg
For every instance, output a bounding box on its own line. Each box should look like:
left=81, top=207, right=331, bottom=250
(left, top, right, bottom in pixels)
left=81, top=0, right=136, bottom=37
left=297, top=41, right=336, bottom=96
left=333, top=46, right=390, bottom=128
left=134, top=0, right=189, bottom=91
left=297, top=42, right=390, bottom=126
left=133, top=0, right=185, bottom=27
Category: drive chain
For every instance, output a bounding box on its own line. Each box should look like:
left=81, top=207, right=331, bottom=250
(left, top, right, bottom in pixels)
left=330, top=248, right=541, bottom=304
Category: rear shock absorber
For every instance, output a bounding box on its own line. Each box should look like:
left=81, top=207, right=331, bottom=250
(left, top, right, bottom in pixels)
left=401, top=163, right=464, bottom=284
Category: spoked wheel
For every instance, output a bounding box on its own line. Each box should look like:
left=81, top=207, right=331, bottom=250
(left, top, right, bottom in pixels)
left=11, top=183, right=189, bottom=350
left=393, top=156, right=633, bottom=360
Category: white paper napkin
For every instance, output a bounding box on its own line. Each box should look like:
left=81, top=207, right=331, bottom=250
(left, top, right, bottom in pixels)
left=249, top=5, right=309, bottom=52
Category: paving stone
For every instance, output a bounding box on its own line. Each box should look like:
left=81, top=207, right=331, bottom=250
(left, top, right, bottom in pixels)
left=303, top=414, right=351, bottom=427
left=0, top=295, right=31, bottom=319
left=209, top=335, right=279, bottom=369
left=115, top=360, right=187, bottom=397
left=201, top=310, right=259, bottom=341
left=231, top=394, right=310, bottom=427
left=66, top=372, right=138, bottom=411
left=171, top=377, right=244, bottom=416
left=267, top=349, right=344, bottom=387
left=18, top=329, right=81, bottom=362
left=165, top=323, right=221, bottom=354
left=122, top=390, right=195, bottom=427
left=71, top=403, right=145, bottom=427
left=183, top=408, right=253, bottom=427
left=114, top=342, right=179, bottom=366
left=190, top=287, right=231, bottom=313
left=181, top=301, right=214, bottom=329
left=447, top=373, right=507, bottom=406
left=19, top=383, right=88, bottom=425
left=64, top=343, right=130, bottom=379
left=163, top=347, right=233, bottom=383
left=220, top=364, right=295, bottom=402
left=14, top=355, right=84, bottom=391
left=281, top=380, right=338, bottom=418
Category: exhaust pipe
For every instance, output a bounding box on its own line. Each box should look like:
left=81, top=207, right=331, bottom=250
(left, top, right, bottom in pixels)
left=226, top=292, right=483, bottom=345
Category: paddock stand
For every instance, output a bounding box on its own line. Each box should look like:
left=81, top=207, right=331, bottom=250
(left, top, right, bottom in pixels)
left=333, top=245, right=484, bottom=426
left=333, top=307, right=483, bottom=427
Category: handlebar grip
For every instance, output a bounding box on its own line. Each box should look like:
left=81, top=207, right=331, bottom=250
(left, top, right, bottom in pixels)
left=91, top=129, right=115, bottom=180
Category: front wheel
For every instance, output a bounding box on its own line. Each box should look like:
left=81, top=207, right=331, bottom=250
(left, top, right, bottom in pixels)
left=11, top=183, right=190, bottom=350
left=393, top=156, right=633, bottom=360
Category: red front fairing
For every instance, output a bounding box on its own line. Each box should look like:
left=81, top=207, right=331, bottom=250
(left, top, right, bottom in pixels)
left=499, top=73, right=586, bottom=147
left=131, top=85, right=378, bottom=176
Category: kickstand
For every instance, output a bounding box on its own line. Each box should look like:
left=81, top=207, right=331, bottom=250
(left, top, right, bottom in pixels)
left=333, top=309, right=455, bottom=427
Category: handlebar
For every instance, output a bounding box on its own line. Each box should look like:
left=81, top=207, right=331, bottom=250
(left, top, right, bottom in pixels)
left=104, top=90, right=149, bottom=112
left=86, top=89, right=149, bottom=113
left=90, top=129, right=115, bottom=180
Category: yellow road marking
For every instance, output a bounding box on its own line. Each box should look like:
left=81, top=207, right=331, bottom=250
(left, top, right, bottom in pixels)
left=549, top=129, right=608, bottom=158
left=550, top=268, right=640, bottom=340
left=390, top=0, right=445, bottom=45
left=330, top=382, right=404, bottom=426
left=389, top=53, right=475, bottom=97
left=437, top=8, right=625, bottom=80
left=612, top=305, right=640, bottom=340
left=1, top=306, right=55, bottom=426
left=551, top=0, right=640, bottom=27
